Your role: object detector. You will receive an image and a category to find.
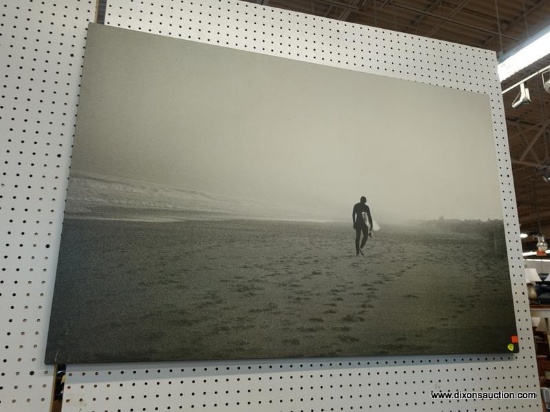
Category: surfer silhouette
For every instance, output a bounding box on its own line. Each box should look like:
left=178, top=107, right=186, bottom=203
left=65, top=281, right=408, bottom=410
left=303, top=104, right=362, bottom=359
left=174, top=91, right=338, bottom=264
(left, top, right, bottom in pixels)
left=352, top=196, right=373, bottom=256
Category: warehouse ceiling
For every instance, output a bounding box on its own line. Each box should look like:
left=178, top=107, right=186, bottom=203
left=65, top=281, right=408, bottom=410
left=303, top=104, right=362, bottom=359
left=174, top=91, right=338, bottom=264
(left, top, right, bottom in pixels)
left=97, top=0, right=550, bottom=247
left=234, top=0, right=550, bottom=246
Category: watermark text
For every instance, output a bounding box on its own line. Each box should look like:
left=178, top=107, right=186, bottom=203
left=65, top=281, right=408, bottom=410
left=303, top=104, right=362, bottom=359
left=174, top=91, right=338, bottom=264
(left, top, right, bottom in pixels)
left=431, top=391, right=537, bottom=400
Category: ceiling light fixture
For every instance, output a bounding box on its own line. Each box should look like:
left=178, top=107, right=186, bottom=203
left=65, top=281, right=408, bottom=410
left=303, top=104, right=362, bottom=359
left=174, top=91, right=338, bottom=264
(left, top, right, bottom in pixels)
left=511, top=82, right=531, bottom=108
left=498, top=25, right=550, bottom=82
left=502, top=64, right=550, bottom=95
left=543, top=69, right=550, bottom=93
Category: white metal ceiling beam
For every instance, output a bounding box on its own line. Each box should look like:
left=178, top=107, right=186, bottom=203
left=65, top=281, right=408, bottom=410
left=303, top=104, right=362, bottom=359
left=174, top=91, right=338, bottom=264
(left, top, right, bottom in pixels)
left=405, top=0, right=445, bottom=32
left=519, top=120, right=550, bottom=161
left=512, top=159, right=545, bottom=168
left=312, top=0, right=518, bottom=40
left=480, top=0, right=547, bottom=49
left=337, top=0, right=371, bottom=21
left=425, top=0, right=472, bottom=37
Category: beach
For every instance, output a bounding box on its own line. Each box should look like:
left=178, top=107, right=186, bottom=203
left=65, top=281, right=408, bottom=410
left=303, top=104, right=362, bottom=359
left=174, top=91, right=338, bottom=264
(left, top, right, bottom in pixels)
left=46, top=217, right=516, bottom=363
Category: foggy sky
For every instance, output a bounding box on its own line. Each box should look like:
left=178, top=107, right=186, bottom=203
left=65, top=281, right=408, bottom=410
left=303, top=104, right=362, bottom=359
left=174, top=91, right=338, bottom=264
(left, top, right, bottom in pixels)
left=72, top=24, right=503, bottom=223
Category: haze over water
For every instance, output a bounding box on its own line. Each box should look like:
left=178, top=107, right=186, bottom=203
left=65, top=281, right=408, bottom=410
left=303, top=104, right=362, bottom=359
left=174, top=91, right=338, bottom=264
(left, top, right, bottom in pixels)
left=71, top=24, right=504, bottom=224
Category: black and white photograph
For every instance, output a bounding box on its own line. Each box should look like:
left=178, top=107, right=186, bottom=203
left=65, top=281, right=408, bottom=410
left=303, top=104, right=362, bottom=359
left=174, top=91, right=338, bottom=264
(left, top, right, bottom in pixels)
left=45, top=23, right=517, bottom=364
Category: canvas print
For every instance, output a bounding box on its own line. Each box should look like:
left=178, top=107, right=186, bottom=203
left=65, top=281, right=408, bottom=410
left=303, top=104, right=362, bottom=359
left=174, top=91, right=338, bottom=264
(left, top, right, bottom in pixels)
left=45, top=23, right=517, bottom=364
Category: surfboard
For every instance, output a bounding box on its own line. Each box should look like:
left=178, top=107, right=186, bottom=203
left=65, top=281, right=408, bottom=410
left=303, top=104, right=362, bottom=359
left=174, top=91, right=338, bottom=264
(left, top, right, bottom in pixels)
left=362, top=212, right=381, bottom=231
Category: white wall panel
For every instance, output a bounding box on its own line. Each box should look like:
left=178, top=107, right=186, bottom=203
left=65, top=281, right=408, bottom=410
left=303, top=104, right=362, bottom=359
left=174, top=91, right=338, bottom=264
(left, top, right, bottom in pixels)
left=0, top=0, right=541, bottom=411
left=0, top=1, right=96, bottom=411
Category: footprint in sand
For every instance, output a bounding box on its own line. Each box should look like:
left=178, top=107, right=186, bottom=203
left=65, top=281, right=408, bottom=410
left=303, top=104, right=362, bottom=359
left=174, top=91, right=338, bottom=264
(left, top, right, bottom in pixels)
left=332, top=326, right=351, bottom=332
left=342, top=314, right=365, bottom=322
left=291, top=296, right=311, bottom=303
left=339, top=335, right=359, bottom=343
left=298, top=326, right=324, bottom=332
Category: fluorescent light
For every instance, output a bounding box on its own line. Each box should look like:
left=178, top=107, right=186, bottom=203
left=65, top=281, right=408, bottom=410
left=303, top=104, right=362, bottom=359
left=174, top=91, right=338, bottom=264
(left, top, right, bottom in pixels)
left=498, top=25, right=550, bottom=82
left=520, top=233, right=529, bottom=239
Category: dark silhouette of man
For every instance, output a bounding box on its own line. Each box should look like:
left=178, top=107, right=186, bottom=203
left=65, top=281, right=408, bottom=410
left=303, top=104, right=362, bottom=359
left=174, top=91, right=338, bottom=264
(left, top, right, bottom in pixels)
left=352, top=196, right=373, bottom=256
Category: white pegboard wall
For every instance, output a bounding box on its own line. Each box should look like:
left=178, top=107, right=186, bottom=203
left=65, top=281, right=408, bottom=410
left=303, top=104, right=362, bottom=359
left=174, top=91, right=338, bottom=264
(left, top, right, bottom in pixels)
left=106, top=0, right=498, bottom=91
left=0, top=0, right=541, bottom=411
left=62, top=354, right=540, bottom=411
left=0, top=0, right=95, bottom=411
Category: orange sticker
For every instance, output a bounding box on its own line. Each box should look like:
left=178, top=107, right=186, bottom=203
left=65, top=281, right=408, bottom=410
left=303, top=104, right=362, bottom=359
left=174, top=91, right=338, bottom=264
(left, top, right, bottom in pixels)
left=511, top=335, right=519, bottom=343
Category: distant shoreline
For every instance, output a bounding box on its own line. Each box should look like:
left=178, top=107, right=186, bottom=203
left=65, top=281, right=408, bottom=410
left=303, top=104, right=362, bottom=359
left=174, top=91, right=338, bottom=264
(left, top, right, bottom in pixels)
left=63, top=212, right=342, bottom=225
left=62, top=213, right=503, bottom=232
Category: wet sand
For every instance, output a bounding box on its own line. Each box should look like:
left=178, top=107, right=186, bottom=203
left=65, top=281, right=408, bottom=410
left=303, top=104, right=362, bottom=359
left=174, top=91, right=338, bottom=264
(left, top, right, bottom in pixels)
left=46, top=219, right=516, bottom=363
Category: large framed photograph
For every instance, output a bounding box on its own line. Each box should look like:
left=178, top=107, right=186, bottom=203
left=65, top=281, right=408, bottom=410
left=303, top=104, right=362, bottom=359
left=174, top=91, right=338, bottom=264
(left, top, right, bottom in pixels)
left=45, top=23, right=517, bottom=364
